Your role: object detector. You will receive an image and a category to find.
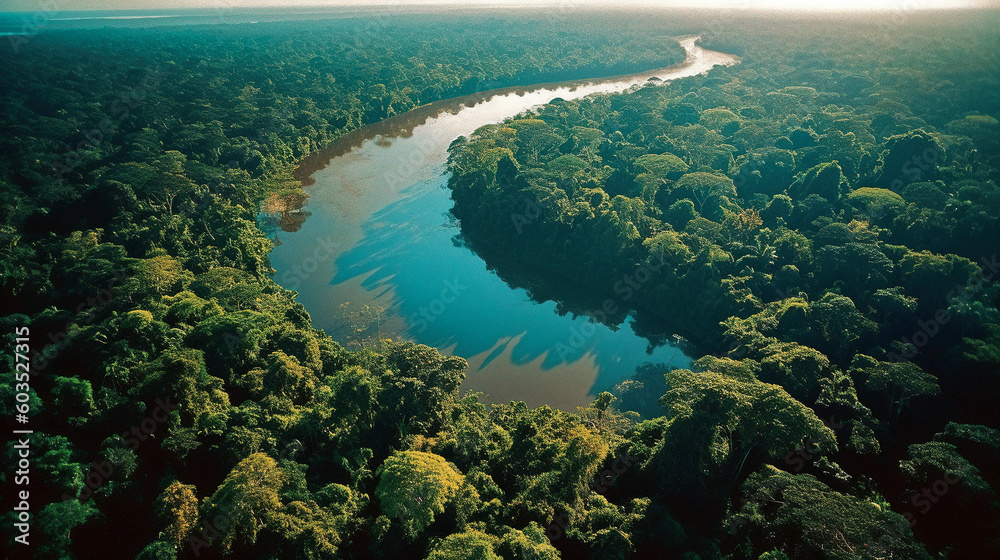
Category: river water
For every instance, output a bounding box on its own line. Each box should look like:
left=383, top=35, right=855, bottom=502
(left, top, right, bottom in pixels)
left=266, top=37, right=739, bottom=410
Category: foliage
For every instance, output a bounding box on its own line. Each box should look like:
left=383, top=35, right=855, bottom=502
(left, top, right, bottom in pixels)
left=201, top=453, right=287, bottom=552
left=375, top=450, right=464, bottom=539
left=444, top=10, right=999, bottom=559
left=730, top=466, right=932, bottom=560
left=1, top=7, right=998, bottom=560
left=156, top=482, right=200, bottom=550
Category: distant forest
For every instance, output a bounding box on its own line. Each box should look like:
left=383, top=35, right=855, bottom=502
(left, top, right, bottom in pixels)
left=2, top=8, right=999, bottom=560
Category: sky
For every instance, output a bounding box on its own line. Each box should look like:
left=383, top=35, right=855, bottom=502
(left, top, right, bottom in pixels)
left=1, top=0, right=996, bottom=13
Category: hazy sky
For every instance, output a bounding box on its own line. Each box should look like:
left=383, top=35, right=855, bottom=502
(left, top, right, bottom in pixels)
left=2, top=0, right=995, bottom=12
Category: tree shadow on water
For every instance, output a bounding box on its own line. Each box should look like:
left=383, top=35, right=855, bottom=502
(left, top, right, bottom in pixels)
left=330, top=179, right=692, bottom=396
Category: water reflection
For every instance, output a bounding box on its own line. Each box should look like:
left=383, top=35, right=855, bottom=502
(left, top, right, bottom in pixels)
left=267, top=36, right=739, bottom=409
left=329, top=168, right=692, bottom=406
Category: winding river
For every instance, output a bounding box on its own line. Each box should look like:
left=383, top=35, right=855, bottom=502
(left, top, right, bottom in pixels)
left=266, top=37, right=739, bottom=410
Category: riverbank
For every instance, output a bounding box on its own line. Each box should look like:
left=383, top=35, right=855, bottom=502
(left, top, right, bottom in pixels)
left=267, top=36, right=740, bottom=409
left=266, top=36, right=735, bottom=230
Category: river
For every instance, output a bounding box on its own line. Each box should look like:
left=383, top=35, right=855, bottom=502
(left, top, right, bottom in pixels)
left=266, top=36, right=739, bottom=411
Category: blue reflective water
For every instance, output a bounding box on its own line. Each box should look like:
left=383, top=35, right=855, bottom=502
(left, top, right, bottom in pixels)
left=333, top=166, right=691, bottom=398
left=267, top=38, right=738, bottom=410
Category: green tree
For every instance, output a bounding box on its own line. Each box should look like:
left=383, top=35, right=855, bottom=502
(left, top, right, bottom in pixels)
left=265, top=498, right=354, bottom=558
left=757, top=340, right=834, bottom=404
left=634, top=152, right=689, bottom=180
left=846, top=187, right=905, bottom=218
left=186, top=310, right=275, bottom=380
left=731, top=466, right=932, bottom=559
left=788, top=161, right=847, bottom=202
left=898, top=249, right=980, bottom=312
left=510, top=119, right=565, bottom=164
left=675, top=172, right=737, bottom=217
left=200, top=453, right=287, bottom=552
left=50, top=376, right=94, bottom=426
left=849, top=355, right=940, bottom=421
left=496, top=523, right=561, bottom=559
left=32, top=499, right=99, bottom=560
left=426, top=529, right=501, bottom=560
left=134, top=540, right=177, bottom=560
left=156, top=481, right=200, bottom=550
left=900, top=441, right=993, bottom=495
left=733, top=148, right=797, bottom=197
left=874, top=130, right=943, bottom=189
left=649, top=367, right=837, bottom=509
left=547, top=154, right=589, bottom=177
left=375, top=450, right=464, bottom=539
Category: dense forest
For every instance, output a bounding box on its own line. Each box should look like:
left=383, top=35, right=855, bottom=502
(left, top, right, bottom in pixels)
left=447, top=9, right=1000, bottom=560
left=1, top=6, right=998, bottom=560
